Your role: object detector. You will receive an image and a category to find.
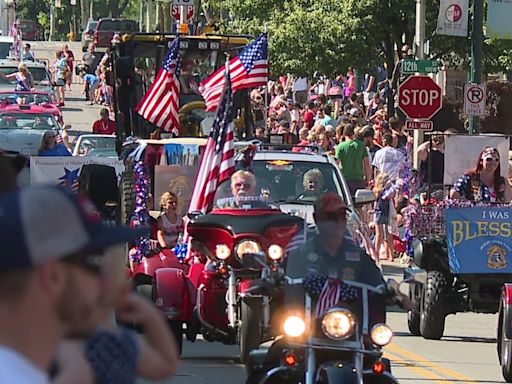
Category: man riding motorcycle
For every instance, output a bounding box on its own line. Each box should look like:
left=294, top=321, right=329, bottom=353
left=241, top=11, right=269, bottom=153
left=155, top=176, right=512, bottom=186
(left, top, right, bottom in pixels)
left=245, top=192, right=394, bottom=384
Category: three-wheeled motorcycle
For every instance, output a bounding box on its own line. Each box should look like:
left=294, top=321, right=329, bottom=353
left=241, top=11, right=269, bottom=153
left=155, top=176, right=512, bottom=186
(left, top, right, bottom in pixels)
left=152, top=193, right=304, bottom=360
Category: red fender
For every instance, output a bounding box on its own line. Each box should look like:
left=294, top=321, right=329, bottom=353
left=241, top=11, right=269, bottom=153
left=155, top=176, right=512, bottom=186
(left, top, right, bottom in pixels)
left=154, top=268, right=193, bottom=322
left=504, top=283, right=512, bottom=306
left=129, top=249, right=189, bottom=280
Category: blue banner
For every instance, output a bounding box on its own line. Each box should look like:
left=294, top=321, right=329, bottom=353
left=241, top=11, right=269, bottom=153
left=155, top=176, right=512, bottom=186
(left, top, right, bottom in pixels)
left=445, top=207, right=512, bottom=274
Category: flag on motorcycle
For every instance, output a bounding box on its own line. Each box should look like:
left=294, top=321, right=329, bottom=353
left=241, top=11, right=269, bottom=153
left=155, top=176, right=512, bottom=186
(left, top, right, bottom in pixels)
left=199, top=33, right=268, bottom=112
left=186, top=61, right=235, bottom=223
left=303, top=274, right=359, bottom=318
left=136, top=37, right=181, bottom=135
left=284, top=221, right=306, bottom=255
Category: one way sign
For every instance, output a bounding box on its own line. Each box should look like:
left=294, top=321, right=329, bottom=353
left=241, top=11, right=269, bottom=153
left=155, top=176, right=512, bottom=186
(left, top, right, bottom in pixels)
left=464, top=84, right=486, bottom=116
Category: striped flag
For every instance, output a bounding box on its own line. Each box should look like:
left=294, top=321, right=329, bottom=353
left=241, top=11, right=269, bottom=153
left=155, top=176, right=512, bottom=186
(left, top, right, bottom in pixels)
left=315, top=278, right=342, bottom=318
left=200, top=33, right=268, bottom=112
left=187, top=64, right=235, bottom=221
left=136, top=37, right=181, bottom=134
left=284, top=221, right=306, bottom=255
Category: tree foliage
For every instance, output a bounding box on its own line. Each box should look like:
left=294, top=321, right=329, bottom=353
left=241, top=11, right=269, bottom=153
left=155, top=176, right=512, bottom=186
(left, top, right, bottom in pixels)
left=207, top=0, right=512, bottom=77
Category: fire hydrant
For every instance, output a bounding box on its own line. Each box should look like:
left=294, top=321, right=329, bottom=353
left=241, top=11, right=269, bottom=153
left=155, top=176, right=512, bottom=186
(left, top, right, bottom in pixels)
left=67, top=31, right=75, bottom=42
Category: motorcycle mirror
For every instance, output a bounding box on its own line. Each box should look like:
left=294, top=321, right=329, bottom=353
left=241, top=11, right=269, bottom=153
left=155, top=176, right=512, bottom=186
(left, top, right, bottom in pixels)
left=187, top=211, right=203, bottom=220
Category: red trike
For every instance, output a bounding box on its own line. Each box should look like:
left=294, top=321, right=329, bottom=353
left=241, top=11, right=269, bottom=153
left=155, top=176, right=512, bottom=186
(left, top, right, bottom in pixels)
left=151, top=194, right=303, bottom=361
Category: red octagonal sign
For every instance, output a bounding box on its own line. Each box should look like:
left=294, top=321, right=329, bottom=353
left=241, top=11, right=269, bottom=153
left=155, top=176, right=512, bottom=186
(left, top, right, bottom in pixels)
left=398, top=75, right=442, bottom=120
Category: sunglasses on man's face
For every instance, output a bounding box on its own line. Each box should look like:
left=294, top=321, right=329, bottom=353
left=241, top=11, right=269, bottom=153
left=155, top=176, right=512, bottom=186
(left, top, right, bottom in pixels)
left=234, top=182, right=252, bottom=189
left=62, top=251, right=104, bottom=275
left=316, top=212, right=347, bottom=222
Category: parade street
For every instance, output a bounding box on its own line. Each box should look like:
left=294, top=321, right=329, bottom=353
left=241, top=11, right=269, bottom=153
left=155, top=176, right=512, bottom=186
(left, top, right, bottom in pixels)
left=135, top=263, right=504, bottom=384
left=51, top=75, right=507, bottom=384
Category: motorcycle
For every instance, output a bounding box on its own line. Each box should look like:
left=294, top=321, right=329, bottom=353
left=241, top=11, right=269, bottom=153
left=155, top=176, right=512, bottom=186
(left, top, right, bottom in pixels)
left=246, top=273, right=409, bottom=384
left=152, top=194, right=304, bottom=360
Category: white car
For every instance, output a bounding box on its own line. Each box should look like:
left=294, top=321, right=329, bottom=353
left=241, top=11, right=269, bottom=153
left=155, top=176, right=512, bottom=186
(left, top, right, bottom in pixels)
left=227, top=145, right=376, bottom=254
left=0, top=111, right=61, bottom=156
left=72, top=134, right=117, bottom=158
left=0, top=59, right=55, bottom=96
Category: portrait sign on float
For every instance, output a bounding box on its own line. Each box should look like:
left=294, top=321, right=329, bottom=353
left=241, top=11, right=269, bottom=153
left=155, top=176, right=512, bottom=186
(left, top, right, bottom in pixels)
left=446, top=207, right=512, bottom=274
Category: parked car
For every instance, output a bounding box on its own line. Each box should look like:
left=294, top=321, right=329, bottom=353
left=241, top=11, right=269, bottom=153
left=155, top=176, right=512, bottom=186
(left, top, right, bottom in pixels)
left=18, top=19, right=44, bottom=41
left=93, top=18, right=138, bottom=50
left=81, top=19, right=98, bottom=52
left=0, top=60, right=55, bottom=97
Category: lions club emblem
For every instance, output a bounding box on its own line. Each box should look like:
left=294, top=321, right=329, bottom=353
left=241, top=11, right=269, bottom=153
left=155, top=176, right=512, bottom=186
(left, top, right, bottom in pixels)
left=487, top=245, right=508, bottom=270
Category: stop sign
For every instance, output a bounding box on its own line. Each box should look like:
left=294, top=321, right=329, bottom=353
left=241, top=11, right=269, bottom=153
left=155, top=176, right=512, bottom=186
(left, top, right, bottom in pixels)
left=398, top=75, right=442, bottom=120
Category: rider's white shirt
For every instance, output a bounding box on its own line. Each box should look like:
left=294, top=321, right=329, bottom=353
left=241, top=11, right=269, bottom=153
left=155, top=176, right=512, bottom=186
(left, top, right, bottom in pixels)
left=0, top=346, right=50, bottom=384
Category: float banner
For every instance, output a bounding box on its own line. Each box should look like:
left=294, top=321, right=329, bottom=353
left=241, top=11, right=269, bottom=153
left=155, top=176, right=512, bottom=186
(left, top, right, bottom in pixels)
left=487, top=0, right=512, bottom=39
left=436, top=0, right=469, bottom=37
left=446, top=207, right=512, bottom=274
left=30, top=156, right=125, bottom=186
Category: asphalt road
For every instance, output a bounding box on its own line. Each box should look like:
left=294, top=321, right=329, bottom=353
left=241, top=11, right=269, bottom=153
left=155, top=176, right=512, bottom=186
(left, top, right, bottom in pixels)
left=51, top=41, right=507, bottom=384
left=133, top=263, right=506, bottom=384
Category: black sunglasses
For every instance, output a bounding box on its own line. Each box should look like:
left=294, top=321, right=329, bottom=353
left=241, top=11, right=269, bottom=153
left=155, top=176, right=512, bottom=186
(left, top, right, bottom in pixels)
left=62, top=251, right=104, bottom=275
left=316, top=212, right=347, bottom=222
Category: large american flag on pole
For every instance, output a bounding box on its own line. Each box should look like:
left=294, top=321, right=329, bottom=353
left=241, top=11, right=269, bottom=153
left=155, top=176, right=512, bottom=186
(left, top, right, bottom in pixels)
left=199, top=33, right=268, bottom=112
left=136, top=37, right=181, bottom=134
left=187, top=63, right=235, bottom=220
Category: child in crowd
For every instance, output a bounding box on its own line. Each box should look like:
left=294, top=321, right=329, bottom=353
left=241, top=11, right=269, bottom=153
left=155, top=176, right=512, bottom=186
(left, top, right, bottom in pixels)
left=373, top=173, right=395, bottom=261
left=81, top=71, right=99, bottom=106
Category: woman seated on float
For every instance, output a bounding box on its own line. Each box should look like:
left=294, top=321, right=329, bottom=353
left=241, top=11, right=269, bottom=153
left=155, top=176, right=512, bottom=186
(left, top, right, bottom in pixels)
left=449, top=146, right=512, bottom=203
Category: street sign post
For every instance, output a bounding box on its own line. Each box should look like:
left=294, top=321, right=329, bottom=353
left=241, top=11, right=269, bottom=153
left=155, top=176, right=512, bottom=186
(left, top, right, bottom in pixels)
left=464, top=83, right=486, bottom=116
left=398, top=75, right=442, bottom=120
left=401, top=59, right=439, bottom=74
left=172, top=0, right=193, bottom=5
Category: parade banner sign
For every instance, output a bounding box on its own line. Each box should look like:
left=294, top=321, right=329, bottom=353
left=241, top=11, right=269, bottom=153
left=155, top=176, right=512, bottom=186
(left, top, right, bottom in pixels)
left=444, top=135, right=510, bottom=185
left=436, top=0, right=469, bottom=37
left=446, top=207, right=512, bottom=274
left=30, top=156, right=125, bottom=186
left=487, top=0, right=512, bottom=39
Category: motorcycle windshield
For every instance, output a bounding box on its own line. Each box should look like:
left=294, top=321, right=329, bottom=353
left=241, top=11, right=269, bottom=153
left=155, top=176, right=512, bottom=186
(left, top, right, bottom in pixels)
left=213, top=195, right=272, bottom=210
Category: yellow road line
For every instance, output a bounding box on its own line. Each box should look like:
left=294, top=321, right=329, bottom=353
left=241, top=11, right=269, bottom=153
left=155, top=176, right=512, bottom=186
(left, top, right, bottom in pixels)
left=384, top=349, right=449, bottom=383
left=386, top=342, right=475, bottom=383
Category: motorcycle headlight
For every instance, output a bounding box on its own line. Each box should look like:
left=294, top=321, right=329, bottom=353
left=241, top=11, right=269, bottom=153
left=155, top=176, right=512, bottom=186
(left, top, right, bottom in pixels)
left=370, top=324, right=393, bottom=346
left=215, top=244, right=231, bottom=260
left=236, top=240, right=260, bottom=258
left=283, top=315, right=306, bottom=338
left=268, top=244, right=284, bottom=260
left=321, top=308, right=355, bottom=340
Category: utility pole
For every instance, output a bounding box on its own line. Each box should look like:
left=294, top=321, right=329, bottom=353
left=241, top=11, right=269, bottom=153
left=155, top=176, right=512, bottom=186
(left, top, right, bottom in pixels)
left=468, top=0, right=484, bottom=135
left=413, top=0, right=426, bottom=168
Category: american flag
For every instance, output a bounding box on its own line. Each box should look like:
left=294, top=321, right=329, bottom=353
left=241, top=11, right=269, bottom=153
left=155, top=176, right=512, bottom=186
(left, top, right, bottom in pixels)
left=303, top=274, right=359, bottom=318
left=200, top=33, right=268, bottom=112
left=284, top=221, right=306, bottom=255
left=186, top=64, right=235, bottom=222
left=136, top=37, right=181, bottom=134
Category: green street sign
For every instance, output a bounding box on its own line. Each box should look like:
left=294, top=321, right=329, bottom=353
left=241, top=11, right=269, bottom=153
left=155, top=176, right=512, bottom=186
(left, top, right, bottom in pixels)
left=402, top=59, right=439, bottom=74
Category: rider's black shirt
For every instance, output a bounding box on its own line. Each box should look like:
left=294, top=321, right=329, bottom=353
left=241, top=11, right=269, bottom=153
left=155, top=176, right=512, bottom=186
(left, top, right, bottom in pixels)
left=286, top=234, right=384, bottom=288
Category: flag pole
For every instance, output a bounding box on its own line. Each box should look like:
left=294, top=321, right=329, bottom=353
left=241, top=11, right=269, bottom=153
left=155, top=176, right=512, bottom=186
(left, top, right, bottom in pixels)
left=263, top=24, right=269, bottom=134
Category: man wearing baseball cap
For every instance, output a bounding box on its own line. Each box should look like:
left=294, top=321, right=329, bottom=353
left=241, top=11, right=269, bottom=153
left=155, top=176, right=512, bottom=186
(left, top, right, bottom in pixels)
left=286, top=192, right=383, bottom=287
left=0, top=186, right=146, bottom=383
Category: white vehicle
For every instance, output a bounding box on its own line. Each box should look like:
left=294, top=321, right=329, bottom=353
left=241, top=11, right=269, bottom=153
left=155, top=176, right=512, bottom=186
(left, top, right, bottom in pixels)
left=0, top=59, right=54, bottom=96
left=228, top=144, right=376, bottom=254
left=0, top=111, right=61, bottom=156
left=72, top=134, right=117, bottom=158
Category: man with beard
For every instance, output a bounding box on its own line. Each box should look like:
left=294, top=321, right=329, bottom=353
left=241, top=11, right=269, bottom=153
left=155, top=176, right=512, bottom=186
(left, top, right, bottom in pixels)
left=0, top=186, right=145, bottom=383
